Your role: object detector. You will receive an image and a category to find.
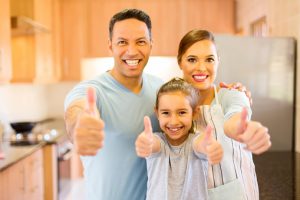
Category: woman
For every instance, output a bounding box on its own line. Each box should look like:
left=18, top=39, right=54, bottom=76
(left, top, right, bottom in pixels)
left=177, top=29, right=271, bottom=200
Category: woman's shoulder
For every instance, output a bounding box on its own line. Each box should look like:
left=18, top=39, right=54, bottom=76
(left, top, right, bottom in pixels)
left=217, top=88, right=248, bottom=103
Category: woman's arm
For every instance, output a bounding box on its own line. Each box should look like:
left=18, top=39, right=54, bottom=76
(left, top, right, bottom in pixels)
left=224, top=108, right=271, bottom=155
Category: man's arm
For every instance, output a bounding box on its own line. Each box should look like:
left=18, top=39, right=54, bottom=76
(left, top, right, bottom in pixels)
left=64, top=98, right=86, bottom=142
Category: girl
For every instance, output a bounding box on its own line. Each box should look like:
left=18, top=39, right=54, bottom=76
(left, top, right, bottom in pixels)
left=135, top=77, right=223, bottom=200
left=177, top=29, right=271, bottom=200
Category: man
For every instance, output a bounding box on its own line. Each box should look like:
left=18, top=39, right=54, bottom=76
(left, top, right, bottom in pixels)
left=64, top=9, right=162, bottom=200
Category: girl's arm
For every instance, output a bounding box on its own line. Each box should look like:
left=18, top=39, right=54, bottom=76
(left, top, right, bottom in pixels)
left=193, top=126, right=223, bottom=164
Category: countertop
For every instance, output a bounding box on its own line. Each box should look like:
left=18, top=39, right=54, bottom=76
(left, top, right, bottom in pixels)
left=0, top=118, right=68, bottom=171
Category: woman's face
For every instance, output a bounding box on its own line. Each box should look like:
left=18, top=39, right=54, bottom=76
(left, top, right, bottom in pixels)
left=179, top=40, right=219, bottom=91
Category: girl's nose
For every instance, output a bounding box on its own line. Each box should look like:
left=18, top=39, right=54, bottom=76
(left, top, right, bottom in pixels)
left=170, top=114, right=180, bottom=124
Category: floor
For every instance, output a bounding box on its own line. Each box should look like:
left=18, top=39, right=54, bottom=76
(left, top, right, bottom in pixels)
left=59, top=178, right=86, bottom=200
left=253, top=151, right=300, bottom=200
left=59, top=152, right=300, bottom=200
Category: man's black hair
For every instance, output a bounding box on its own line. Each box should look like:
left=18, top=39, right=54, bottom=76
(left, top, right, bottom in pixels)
left=109, top=9, right=152, bottom=39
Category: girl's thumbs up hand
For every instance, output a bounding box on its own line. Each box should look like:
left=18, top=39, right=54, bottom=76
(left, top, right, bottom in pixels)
left=194, top=125, right=223, bottom=165
left=135, top=116, right=154, bottom=158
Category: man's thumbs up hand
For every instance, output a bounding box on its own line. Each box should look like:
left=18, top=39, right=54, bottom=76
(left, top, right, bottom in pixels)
left=74, top=87, right=105, bottom=156
left=135, top=116, right=154, bottom=158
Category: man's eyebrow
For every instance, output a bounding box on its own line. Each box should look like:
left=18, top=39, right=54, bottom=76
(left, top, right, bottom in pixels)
left=116, top=37, right=127, bottom=40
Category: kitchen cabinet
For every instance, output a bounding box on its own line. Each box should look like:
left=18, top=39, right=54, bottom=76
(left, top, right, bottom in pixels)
left=59, top=0, right=87, bottom=81
left=0, top=149, right=44, bottom=200
left=10, top=0, right=60, bottom=83
left=0, top=0, right=12, bottom=83
left=86, top=0, right=235, bottom=57
left=43, top=143, right=58, bottom=200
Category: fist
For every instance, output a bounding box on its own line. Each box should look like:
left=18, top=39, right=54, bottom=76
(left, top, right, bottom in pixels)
left=74, top=87, right=105, bottom=156
left=237, top=108, right=271, bottom=155
left=135, top=116, right=154, bottom=157
left=202, top=126, right=223, bottom=165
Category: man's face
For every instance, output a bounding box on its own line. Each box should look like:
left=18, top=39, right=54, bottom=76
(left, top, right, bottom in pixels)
left=109, top=18, right=152, bottom=79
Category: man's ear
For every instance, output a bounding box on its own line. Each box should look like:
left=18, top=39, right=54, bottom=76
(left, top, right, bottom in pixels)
left=108, top=39, right=112, bottom=54
left=150, top=39, right=153, bottom=52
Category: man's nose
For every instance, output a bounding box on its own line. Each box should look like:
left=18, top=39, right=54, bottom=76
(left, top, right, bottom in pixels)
left=126, top=43, right=139, bottom=55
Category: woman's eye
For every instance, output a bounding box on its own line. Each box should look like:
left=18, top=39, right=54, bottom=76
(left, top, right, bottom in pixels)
left=187, top=57, right=197, bottom=63
left=207, top=57, right=215, bottom=63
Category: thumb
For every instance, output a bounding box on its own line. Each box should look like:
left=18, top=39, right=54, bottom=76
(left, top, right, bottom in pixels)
left=204, top=125, right=213, bottom=144
left=219, top=82, right=229, bottom=88
left=237, top=107, right=248, bottom=134
left=86, top=87, right=97, bottom=116
left=144, top=116, right=153, bottom=137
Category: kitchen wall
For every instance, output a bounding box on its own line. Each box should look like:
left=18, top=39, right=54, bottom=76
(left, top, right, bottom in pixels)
left=0, top=82, right=76, bottom=122
left=235, top=0, right=300, bottom=152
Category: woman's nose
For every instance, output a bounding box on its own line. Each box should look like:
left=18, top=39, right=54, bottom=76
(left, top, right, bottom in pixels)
left=197, top=61, right=206, bottom=71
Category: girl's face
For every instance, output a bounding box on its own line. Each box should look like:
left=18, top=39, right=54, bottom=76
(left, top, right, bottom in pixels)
left=156, top=91, right=194, bottom=146
left=179, top=40, right=219, bottom=91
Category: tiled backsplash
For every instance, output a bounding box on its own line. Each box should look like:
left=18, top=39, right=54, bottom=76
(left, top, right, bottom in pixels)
left=0, top=82, right=76, bottom=122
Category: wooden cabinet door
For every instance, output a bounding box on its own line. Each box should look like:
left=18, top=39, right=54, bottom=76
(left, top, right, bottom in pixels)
left=59, top=0, right=87, bottom=81
left=0, top=0, right=12, bottom=84
left=7, top=160, right=25, bottom=200
left=0, top=167, right=10, bottom=200
left=23, top=149, right=44, bottom=200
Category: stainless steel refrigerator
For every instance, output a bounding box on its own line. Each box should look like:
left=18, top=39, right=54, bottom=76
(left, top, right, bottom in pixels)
left=215, top=35, right=296, bottom=151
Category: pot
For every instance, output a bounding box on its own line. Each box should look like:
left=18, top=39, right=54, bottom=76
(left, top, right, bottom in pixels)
left=10, top=122, right=36, bottom=133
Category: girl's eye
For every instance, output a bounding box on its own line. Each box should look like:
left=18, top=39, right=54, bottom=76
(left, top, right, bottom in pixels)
left=179, top=111, right=187, bottom=116
left=161, top=111, right=169, bottom=115
left=187, top=57, right=197, bottom=63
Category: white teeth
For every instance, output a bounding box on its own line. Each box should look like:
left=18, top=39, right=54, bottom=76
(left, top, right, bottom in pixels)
left=125, top=59, right=139, bottom=66
left=193, top=75, right=207, bottom=81
left=168, top=127, right=181, bottom=132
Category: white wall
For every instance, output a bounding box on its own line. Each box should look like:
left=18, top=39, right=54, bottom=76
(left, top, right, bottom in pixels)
left=0, top=82, right=76, bottom=122
left=81, top=56, right=182, bottom=82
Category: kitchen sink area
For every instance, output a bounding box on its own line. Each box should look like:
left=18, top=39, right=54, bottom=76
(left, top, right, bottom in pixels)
left=0, top=118, right=78, bottom=200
